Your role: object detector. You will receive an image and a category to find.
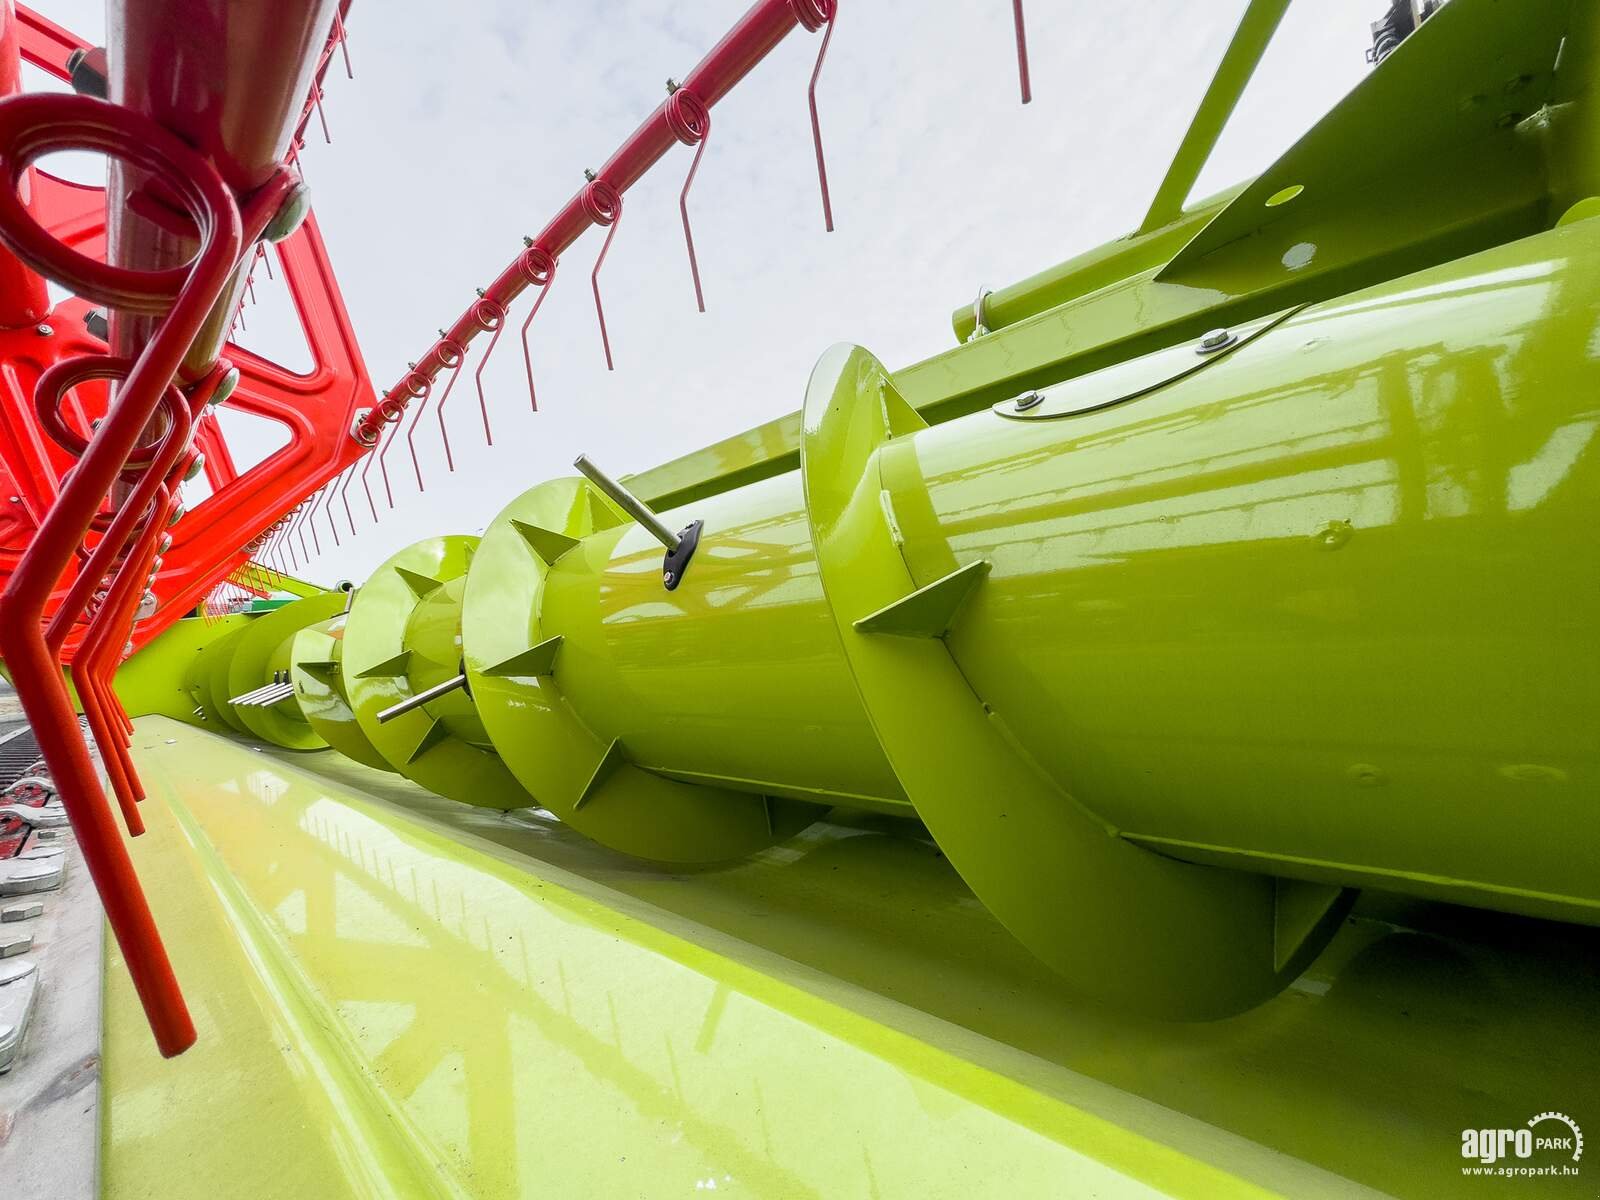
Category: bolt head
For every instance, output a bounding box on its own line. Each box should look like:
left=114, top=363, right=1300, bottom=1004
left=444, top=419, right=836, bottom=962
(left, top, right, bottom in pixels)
left=1197, top=327, right=1236, bottom=354
left=34, top=323, right=52, bottom=337
left=1013, top=391, right=1044, bottom=412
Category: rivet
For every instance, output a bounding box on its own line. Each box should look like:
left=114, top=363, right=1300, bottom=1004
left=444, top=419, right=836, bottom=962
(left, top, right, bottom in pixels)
left=1346, top=763, right=1387, bottom=787
left=1315, top=519, right=1353, bottom=550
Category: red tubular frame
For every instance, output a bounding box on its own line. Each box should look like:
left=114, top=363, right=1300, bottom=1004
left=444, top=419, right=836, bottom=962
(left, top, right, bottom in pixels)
left=0, top=88, right=293, bottom=1056
left=5, top=5, right=377, bottom=653
left=0, top=2, right=46, bottom=327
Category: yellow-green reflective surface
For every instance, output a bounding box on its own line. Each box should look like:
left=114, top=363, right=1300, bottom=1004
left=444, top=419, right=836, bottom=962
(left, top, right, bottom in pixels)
left=107, top=717, right=1599, bottom=1198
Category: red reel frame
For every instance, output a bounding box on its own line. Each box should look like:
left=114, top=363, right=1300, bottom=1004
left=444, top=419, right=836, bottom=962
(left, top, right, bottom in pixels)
left=0, top=6, right=376, bottom=654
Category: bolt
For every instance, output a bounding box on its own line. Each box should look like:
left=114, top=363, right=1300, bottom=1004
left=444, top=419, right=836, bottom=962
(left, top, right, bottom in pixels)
left=666, top=77, right=680, bottom=93
left=522, top=235, right=534, bottom=247
left=1196, top=327, right=1236, bottom=355
left=1013, top=391, right=1044, bottom=412
left=663, top=570, right=676, bottom=587
left=475, top=287, right=486, bottom=298
left=584, top=168, right=597, bottom=182
left=34, top=322, right=52, bottom=337
left=7, top=496, right=18, bottom=503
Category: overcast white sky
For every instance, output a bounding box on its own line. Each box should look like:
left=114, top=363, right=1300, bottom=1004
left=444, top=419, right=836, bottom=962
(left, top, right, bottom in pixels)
left=36, top=1, right=1373, bottom=582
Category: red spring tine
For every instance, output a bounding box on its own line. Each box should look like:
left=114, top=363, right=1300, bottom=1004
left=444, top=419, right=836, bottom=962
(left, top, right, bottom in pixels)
left=313, top=82, right=332, bottom=144
left=322, top=479, right=341, bottom=546
left=580, top=178, right=623, bottom=371
left=789, top=0, right=837, bottom=232
left=431, top=340, right=466, bottom=473
left=469, top=296, right=507, bottom=445
left=665, top=85, right=711, bottom=313
left=260, top=242, right=274, bottom=281
left=402, top=369, right=434, bottom=491
left=359, top=456, right=379, bottom=522
left=1012, top=0, right=1032, bottom=104
left=516, top=245, right=556, bottom=411
left=272, top=520, right=290, bottom=574
left=308, top=488, right=323, bottom=556
left=334, top=10, right=354, bottom=79
left=371, top=402, right=403, bottom=508
left=337, top=463, right=358, bottom=536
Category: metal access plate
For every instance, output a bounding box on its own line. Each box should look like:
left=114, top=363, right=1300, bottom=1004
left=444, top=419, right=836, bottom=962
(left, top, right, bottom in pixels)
left=992, top=308, right=1294, bottom=421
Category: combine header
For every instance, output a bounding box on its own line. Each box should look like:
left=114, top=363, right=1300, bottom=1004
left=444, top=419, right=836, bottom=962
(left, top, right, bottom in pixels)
left=0, top=0, right=1594, bottom=1196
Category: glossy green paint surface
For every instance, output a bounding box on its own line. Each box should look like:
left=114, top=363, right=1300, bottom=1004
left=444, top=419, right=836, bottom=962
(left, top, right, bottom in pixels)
left=188, top=626, right=250, bottom=733
left=114, top=611, right=250, bottom=731
left=344, top=536, right=532, bottom=809
left=797, top=343, right=1344, bottom=1018
left=898, top=222, right=1600, bottom=925
left=225, top=591, right=347, bottom=749
left=106, top=719, right=1600, bottom=1198
left=461, top=478, right=819, bottom=864
left=541, top=469, right=907, bottom=814
left=290, top=613, right=396, bottom=773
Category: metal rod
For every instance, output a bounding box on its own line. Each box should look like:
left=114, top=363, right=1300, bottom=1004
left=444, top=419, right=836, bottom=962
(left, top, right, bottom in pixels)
left=1136, top=0, right=1292, bottom=234
left=376, top=672, right=466, bottom=723
left=573, top=455, right=681, bottom=551
left=250, top=683, right=296, bottom=707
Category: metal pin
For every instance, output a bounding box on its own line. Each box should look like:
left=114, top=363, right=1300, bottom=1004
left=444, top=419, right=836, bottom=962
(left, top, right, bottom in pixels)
left=376, top=673, right=467, bottom=723
left=573, top=455, right=680, bottom=551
